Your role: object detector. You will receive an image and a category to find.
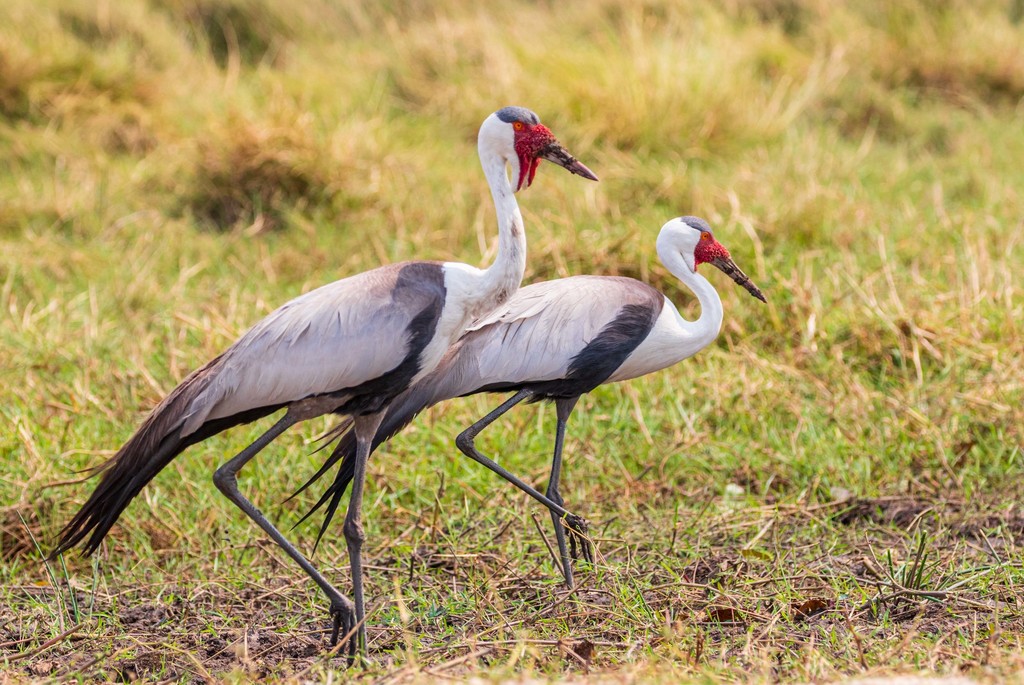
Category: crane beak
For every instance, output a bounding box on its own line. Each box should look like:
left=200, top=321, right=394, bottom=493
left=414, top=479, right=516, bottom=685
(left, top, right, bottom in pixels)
left=710, top=256, right=767, bottom=303
left=538, top=143, right=599, bottom=182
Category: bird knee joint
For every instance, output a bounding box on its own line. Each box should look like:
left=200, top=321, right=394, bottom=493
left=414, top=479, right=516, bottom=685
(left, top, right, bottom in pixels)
left=212, top=468, right=235, bottom=494
left=455, top=431, right=475, bottom=454
left=343, top=519, right=364, bottom=545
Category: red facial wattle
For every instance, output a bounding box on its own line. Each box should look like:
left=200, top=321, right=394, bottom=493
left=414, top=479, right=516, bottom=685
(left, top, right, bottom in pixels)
left=694, top=237, right=730, bottom=267
left=527, top=157, right=541, bottom=187
left=514, top=124, right=556, bottom=190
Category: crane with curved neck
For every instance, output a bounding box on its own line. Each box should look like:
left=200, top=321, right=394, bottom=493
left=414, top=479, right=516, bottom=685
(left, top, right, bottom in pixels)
left=295, top=216, right=766, bottom=590
left=421, top=106, right=598, bottom=380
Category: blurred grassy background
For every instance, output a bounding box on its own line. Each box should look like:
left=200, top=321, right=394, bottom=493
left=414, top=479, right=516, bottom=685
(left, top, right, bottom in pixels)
left=1, top=0, right=1022, bottom=681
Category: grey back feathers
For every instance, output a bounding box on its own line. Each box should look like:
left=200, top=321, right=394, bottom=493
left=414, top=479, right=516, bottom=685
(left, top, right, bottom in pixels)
left=459, top=276, right=663, bottom=396
left=53, top=260, right=449, bottom=558
left=183, top=261, right=447, bottom=430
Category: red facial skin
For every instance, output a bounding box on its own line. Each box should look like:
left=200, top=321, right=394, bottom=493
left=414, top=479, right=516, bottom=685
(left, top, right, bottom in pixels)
left=693, top=233, right=730, bottom=267
left=513, top=123, right=556, bottom=190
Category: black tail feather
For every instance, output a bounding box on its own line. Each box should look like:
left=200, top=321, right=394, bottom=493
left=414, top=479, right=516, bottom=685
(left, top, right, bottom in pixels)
left=286, top=422, right=355, bottom=505
left=307, top=445, right=357, bottom=554
left=301, top=387, right=538, bottom=551
left=50, top=354, right=284, bottom=558
left=52, top=427, right=185, bottom=556
left=290, top=389, right=432, bottom=553
left=292, top=341, right=484, bottom=553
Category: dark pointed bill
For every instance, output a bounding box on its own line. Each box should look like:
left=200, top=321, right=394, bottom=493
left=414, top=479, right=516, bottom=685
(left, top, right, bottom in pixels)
left=539, top=143, right=599, bottom=181
left=710, top=256, right=766, bottom=303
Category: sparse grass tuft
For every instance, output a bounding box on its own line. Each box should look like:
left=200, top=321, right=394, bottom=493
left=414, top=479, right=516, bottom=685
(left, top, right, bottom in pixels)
left=183, top=109, right=343, bottom=231
left=151, top=0, right=293, bottom=68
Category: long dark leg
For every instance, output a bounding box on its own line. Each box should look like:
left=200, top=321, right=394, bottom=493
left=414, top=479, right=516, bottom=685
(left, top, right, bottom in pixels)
left=212, top=409, right=356, bottom=648
left=454, top=390, right=589, bottom=535
left=548, top=396, right=583, bottom=588
left=342, top=411, right=385, bottom=661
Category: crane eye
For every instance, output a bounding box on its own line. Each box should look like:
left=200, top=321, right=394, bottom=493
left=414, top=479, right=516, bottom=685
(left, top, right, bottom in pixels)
left=701, top=232, right=711, bottom=241
left=513, top=121, right=524, bottom=131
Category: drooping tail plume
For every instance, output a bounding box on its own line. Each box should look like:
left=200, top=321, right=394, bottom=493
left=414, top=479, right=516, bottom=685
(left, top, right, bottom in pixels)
left=51, top=355, right=281, bottom=557
left=290, top=333, right=493, bottom=552
left=289, top=383, right=433, bottom=552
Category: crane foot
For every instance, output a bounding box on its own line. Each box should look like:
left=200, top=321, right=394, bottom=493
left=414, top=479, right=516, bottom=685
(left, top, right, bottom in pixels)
left=328, top=595, right=360, bottom=664
left=564, top=513, right=594, bottom=564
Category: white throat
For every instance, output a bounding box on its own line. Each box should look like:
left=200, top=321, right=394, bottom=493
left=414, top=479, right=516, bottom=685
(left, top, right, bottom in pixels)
left=655, top=236, right=724, bottom=349
left=476, top=145, right=526, bottom=304
left=604, top=239, right=725, bottom=384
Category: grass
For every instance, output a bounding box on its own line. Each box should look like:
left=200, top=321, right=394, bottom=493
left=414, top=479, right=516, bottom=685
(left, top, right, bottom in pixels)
left=1, top=0, right=1022, bottom=681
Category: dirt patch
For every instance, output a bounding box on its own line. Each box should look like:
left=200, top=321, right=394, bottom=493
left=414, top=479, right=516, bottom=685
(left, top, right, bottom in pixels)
left=954, top=512, right=1024, bottom=545
left=680, top=556, right=723, bottom=584
left=114, top=650, right=168, bottom=682
left=833, top=497, right=942, bottom=528
left=3, top=493, right=1023, bottom=681
left=120, top=603, right=173, bottom=630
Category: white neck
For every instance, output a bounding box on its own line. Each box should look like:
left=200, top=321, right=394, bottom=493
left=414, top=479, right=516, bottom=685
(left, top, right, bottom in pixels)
left=406, top=117, right=529, bottom=386
left=474, top=147, right=527, bottom=308
left=656, top=240, right=723, bottom=350
left=605, top=232, right=726, bottom=384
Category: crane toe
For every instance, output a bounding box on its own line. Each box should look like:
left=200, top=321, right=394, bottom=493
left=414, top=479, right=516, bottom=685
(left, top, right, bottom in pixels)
left=565, top=514, right=594, bottom=564
left=327, top=595, right=360, bottom=663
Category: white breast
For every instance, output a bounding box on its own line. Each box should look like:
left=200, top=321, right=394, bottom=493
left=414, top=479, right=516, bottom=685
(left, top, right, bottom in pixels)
left=606, top=297, right=716, bottom=383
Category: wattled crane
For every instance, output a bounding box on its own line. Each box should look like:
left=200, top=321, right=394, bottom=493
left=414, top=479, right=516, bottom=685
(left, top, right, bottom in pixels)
left=297, top=217, right=765, bottom=588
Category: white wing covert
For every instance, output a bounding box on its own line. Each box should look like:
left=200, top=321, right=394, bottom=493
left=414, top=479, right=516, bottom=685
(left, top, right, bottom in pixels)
left=181, top=263, right=445, bottom=433
left=442, top=276, right=657, bottom=396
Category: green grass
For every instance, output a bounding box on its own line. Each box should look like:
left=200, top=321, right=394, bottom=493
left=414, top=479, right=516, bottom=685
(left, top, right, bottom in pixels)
left=1, top=0, right=1023, bottom=681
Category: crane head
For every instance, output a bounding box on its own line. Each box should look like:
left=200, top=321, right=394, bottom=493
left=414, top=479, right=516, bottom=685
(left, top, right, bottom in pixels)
left=676, top=216, right=767, bottom=303
left=482, top=106, right=599, bottom=192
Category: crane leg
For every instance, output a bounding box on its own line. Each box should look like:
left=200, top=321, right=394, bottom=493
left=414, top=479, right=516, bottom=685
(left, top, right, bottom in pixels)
left=341, top=411, right=386, bottom=664
left=212, top=409, right=357, bottom=653
left=546, top=396, right=592, bottom=589
left=454, top=390, right=590, bottom=545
